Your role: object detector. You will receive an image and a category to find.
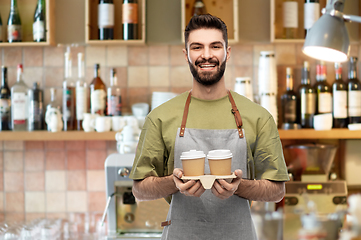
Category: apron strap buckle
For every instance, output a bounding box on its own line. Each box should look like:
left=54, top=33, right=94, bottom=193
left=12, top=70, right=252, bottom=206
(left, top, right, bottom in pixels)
left=161, top=220, right=171, bottom=227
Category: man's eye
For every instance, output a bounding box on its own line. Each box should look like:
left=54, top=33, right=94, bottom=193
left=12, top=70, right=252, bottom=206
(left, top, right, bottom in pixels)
left=213, top=45, right=222, bottom=49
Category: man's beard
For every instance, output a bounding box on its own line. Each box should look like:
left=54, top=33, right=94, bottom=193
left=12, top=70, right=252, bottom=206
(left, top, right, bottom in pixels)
left=188, top=57, right=226, bottom=86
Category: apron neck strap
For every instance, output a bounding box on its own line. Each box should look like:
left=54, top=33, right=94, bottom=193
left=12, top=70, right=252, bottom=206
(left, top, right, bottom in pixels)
left=179, top=90, right=244, bottom=138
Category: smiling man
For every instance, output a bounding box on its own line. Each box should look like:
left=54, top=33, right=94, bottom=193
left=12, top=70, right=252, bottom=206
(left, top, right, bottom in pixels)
left=130, top=14, right=289, bottom=240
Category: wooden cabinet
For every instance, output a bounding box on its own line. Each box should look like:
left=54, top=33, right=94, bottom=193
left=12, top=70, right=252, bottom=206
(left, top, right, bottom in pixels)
left=270, top=0, right=360, bottom=43
left=85, top=0, right=145, bottom=45
left=0, top=0, right=55, bottom=47
left=181, top=0, right=239, bottom=44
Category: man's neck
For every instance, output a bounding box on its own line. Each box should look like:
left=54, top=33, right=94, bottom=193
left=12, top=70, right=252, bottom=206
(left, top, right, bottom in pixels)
left=191, top=80, right=228, bottom=100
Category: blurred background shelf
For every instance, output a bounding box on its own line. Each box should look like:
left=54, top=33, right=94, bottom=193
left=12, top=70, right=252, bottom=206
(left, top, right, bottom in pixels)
left=278, top=129, right=361, bottom=140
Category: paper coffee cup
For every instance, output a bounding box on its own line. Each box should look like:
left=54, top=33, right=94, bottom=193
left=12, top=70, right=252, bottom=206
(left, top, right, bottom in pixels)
left=180, top=150, right=206, bottom=176
left=207, top=149, right=232, bottom=175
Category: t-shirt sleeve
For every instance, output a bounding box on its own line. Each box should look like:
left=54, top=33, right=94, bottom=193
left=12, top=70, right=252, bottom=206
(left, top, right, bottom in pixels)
left=253, top=116, right=290, bottom=181
left=129, top=116, right=168, bottom=180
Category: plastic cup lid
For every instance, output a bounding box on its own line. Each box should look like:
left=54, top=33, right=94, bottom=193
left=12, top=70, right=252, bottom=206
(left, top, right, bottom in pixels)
left=180, top=150, right=206, bottom=160
left=207, top=149, right=232, bottom=159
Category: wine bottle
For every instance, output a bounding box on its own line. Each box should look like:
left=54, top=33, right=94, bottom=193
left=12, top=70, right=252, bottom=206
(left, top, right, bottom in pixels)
left=98, top=0, right=114, bottom=40
left=33, top=0, right=46, bottom=42
left=0, top=12, right=3, bottom=42
left=62, top=51, right=76, bottom=131
left=315, top=61, right=332, bottom=115
left=304, top=0, right=320, bottom=38
left=45, top=88, right=60, bottom=131
left=107, top=68, right=122, bottom=116
left=122, top=0, right=138, bottom=40
left=90, top=64, right=106, bottom=115
left=192, top=0, right=207, bottom=16
left=28, top=82, right=44, bottom=131
left=347, top=57, right=361, bottom=124
left=298, top=61, right=316, bottom=128
left=7, top=0, right=22, bottom=43
left=75, top=53, right=87, bottom=131
left=332, top=63, right=348, bottom=128
left=281, top=67, right=298, bottom=127
left=11, top=64, right=29, bottom=131
left=0, top=66, right=11, bottom=130
left=283, top=0, right=298, bottom=39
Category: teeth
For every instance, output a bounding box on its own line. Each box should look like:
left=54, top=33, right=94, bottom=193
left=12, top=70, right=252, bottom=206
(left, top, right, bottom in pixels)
left=200, top=64, right=215, bottom=68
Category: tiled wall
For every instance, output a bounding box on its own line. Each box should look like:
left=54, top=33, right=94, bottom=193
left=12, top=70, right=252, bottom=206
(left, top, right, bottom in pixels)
left=0, top=42, right=360, bottom=223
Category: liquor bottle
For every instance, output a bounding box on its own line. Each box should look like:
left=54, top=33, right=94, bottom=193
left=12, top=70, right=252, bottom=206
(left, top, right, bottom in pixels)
left=0, top=66, right=11, bottom=130
left=0, top=12, right=3, bottom=42
left=192, top=0, right=207, bottom=16
left=62, top=51, right=76, bottom=131
left=122, top=0, right=138, bottom=40
left=33, top=0, right=46, bottom=42
left=90, top=64, right=106, bottom=115
left=28, top=82, right=44, bottom=131
left=7, top=0, right=22, bottom=43
left=332, top=62, right=348, bottom=128
left=298, top=61, right=316, bottom=128
left=98, top=0, right=114, bottom=40
left=283, top=0, right=298, bottom=39
left=75, top=53, right=87, bottom=130
left=314, top=61, right=332, bottom=115
left=11, top=64, right=28, bottom=131
left=107, top=68, right=122, bottom=116
left=281, top=67, right=298, bottom=127
left=45, top=88, right=61, bottom=131
left=304, top=0, right=320, bottom=37
left=347, top=57, right=361, bottom=124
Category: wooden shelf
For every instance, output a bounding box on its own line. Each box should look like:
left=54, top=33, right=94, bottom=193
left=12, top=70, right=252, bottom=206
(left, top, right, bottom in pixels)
left=0, top=131, right=117, bottom=141
left=278, top=129, right=361, bottom=140
left=0, top=0, right=55, bottom=47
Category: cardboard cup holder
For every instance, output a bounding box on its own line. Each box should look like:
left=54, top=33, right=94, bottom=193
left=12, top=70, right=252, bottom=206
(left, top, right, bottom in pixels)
left=181, top=173, right=236, bottom=189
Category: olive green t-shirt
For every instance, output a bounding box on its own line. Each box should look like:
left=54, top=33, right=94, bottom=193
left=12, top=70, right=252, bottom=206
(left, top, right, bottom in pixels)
left=129, top=91, right=289, bottom=182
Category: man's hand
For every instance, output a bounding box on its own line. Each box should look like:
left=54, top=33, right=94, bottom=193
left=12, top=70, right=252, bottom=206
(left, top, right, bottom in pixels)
left=173, top=168, right=206, bottom=197
left=211, top=169, right=243, bottom=200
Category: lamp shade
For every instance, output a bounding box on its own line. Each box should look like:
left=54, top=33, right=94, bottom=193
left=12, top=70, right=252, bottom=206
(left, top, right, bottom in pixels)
left=302, top=13, right=350, bottom=62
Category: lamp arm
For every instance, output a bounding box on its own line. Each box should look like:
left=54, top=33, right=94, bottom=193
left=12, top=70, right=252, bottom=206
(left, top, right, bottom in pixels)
left=342, top=14, right=361, bottom=24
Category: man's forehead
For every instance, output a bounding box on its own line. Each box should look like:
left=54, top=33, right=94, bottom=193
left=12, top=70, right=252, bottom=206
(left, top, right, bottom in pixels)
left=187, top=28, right=225, bottom=46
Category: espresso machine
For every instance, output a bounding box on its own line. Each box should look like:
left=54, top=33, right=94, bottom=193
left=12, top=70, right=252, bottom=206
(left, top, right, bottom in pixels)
left=282, top=144, right=348, bottom=240
left=103, top=153, right=169, bottom=239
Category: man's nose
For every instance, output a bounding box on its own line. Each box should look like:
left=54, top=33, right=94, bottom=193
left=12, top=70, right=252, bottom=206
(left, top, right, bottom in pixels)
left=201, top=47, right=213, bottom=59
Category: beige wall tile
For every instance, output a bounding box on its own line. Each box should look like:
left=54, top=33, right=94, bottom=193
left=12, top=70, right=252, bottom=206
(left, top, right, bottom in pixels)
left=5, top=192, right=24, bottom=212
left=45, top=151, right=66, bottom=170
left=3, top=47, right=22, bottom=67
left=45, top=171, right=66, bottom=191
left=5, top=213, right=24, bottom=222
left=274, top=43, right=297, bottom=65
left=86, top=46, right=106, bottom=67
left=87, top=170, right=105, bottom=191
left=149, top=66, right=170, bottom=87
left=46, top=192, right=66, bottom=213
left=66, top=141, right=86, bottom=150
left=231, top=45, right=253, bottom=66
left=0, top=152, right=3, bottom=172
left=26, top=213, right=46, bottom=222
left=0, top=141, right=3, bottom=150
left=45, top=141, right=66, bottom=150
left=25, top=172, right=45, bottom=191
left=86, top=141, right=107, bottom=150
left=170, top=45, right=186, bottom=66
left=4, top=172, right=24, bottom=192
left=23, top=67, right=44, bottom=88
left=88, top=192, right=106, bottom=212
left=4, top=151, right=23, bottom=172
left=86, top=150, right=107, bottom=170
left=149, top=46, right=169, bottom=66
left=25, top=192, right=45, bottom=213
left=25, top=151, right=45, bottom=171
left=128, top=46, right=148, bottom=66
left=4, top=141, right=24, bottom=150
left=0, top=192, right=4, bottom=212
left=25, top=141, right=45, bottom=150
left=44, top=67, right=63, bottom=88
left=24, top=47, right=43, bottom=67
left=44, top=46, right=64, bottom=67
left=0, top=173, right=3, bottom=191
left=66, top=191, right=87, bottom=212
left=128, top=66, right=149, bottom=87
left=295, top=43, right=317, bottom=66
left=47, top=212, right=67, bottom=219
left=107, top=46, right=127, bottom=67
left=67, top=171, right=86, bottom=191
left=67, top=150, right=86, bottom=170
left=169, top=66, right=193, bottom=87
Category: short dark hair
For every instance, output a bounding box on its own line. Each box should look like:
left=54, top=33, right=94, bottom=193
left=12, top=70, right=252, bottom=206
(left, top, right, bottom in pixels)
left=184, top=14, right=228, bottom=50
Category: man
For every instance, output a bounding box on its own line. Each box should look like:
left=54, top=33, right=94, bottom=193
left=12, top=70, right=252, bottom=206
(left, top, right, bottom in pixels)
left=130, top=14, right=289, bottom=239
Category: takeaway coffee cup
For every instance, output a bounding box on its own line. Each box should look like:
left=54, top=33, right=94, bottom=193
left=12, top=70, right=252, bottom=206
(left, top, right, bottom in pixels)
left=180, top=150, right=206, bottom=176
left=207, top=149, right=233, bottom=175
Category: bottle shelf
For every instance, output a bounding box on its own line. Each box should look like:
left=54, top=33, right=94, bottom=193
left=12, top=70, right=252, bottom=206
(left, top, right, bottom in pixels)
left=181, top=0, right=239, bottom=44
left=85, top=0, right=146, bottom=45
left=0, top=0, right=55, bottom=47
left=278, top=129, right=361, bottom=140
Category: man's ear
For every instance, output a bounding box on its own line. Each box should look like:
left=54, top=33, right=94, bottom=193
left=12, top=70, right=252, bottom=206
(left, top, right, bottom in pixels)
left=183, top=48, right=189, bottom=63
left=226, top=46, right=231, bottom=62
